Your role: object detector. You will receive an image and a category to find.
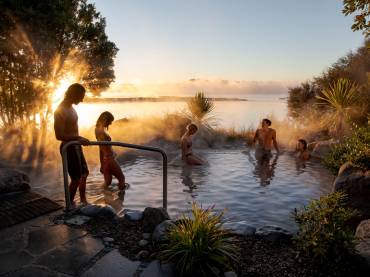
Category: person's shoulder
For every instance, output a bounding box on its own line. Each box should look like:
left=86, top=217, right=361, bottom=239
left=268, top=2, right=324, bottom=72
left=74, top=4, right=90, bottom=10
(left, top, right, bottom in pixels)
left=54, top=104, right=66, bottom=118
left=269, top=128, right=276, bottom=133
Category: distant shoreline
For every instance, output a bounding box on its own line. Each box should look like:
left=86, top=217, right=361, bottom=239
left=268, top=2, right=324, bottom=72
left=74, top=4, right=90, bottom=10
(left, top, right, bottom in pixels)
left=85, top=96, right=249, bottom=103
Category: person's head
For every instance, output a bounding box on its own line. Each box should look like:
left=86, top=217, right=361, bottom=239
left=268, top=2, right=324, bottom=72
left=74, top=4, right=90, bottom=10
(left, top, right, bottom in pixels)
left=297, top=139, right=308, bottom=151
left=262, top=118, right=272, bottom=128
left=64, top=83, right=86, bottom=104
left=96, top=111, right=114, bottom=128
left=186, top=123, right=198, bottom=135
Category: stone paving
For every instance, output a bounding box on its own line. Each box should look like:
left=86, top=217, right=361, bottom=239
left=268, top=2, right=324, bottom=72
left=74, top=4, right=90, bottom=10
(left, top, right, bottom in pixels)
left=0, top=212, right=173, bottom=277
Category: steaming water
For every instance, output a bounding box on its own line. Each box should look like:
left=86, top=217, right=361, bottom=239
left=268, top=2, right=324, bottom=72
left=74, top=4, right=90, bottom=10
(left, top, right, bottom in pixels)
left=75, top=99, right=287, bottom=129
left=34, top=98, right=333, bottom=232
left=36, top=148, right=333, bottom=232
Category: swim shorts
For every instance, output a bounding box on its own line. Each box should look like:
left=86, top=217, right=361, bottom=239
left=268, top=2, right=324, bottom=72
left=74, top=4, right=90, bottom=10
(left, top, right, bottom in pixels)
left=60, top=144, right=89, bottom=180
left=255, top=147, right=272, bottom=160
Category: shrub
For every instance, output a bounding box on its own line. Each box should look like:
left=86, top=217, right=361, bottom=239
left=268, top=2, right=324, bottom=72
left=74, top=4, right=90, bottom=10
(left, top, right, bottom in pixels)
left=293, top=192, right=356, bottom=264
left=323, top=125, right=370, bottom=173
left=158, top=202, right=238, bottom=277
left=316, top=78, right=360, bottom=137
left=186, top=92, right=216, bottom=128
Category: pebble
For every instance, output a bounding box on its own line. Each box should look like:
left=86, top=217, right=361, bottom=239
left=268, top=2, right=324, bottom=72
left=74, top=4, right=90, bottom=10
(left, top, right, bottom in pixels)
left=103, top=237, right=114, bottom=243
left=224, top=271, right=238, bottom=277
left=65, top=215, right=91, bottom=226
left=136, top=250, right=150, bottom=259
left=139, top=239, right=149, bottom=247
left=142, top=233, right=151, bottom=240
left=124, top=209, right=143, bottom=221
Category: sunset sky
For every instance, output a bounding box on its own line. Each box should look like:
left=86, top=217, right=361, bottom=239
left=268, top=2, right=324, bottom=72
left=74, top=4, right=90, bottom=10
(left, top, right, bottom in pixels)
left=92, top=0, right=364, bottom=97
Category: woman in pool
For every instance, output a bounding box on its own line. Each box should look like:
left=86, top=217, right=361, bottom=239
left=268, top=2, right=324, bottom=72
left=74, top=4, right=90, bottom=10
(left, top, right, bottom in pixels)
left=181, top=123, right=205, bottom=165
left=95, top=111, right=128, bottom=190
left=296, top=139, right=310, bottom=160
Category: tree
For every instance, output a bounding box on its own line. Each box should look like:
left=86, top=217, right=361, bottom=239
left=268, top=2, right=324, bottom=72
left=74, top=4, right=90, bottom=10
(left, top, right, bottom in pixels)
left=0, top=0, right=118, bottom=127
left=287, top=82, right=318, bottom=118
left=0, top=0, right=118, bottom=167
left=287, top=40, right=370, bottom=124
left=342, top=0, right=370, bottom=37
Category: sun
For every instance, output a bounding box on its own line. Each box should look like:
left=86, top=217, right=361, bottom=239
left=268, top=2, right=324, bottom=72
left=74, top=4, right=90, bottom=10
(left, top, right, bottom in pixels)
left=51, top=73, right=79, bottom=111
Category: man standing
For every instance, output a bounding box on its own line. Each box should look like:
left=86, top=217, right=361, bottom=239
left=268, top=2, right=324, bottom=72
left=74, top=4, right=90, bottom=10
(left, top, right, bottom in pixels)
left=54, top=83, right=90, bottom=205
left=253, top=118, right=279, bottom=159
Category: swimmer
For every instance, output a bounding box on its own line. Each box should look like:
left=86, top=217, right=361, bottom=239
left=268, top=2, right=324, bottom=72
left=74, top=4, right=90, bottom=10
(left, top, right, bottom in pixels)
left=181, top=123, right=205, bottom=165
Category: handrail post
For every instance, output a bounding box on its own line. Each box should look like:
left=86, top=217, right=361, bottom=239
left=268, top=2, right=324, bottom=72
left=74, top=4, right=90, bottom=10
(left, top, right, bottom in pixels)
left=162, top=151, right=168, bottom=210
left=61, top=140, right=168, bottom=212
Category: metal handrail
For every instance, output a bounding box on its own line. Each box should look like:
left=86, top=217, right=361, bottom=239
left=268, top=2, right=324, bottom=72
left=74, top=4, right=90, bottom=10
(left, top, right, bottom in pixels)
left=61, top=140, right=168, bottom=211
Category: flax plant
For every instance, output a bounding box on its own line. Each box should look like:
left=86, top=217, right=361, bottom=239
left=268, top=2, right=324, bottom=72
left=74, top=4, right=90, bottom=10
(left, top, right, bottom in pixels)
left=316, top=78, right=360, bottom=137
left=158, top=202, right=238, bottom=277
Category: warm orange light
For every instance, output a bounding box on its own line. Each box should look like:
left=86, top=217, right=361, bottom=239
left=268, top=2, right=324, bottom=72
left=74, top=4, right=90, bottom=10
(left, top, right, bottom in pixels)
left=51, top=73, right=78, bottom=111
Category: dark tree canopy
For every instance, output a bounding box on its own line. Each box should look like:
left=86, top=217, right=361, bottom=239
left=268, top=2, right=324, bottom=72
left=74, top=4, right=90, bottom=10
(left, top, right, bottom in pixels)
left=0, top=0, right=118, bottom=126
left=343, top=0, right=370, bottom=37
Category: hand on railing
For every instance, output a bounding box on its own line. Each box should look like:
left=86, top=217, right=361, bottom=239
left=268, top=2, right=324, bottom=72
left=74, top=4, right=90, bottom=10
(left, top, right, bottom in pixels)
left=78, top=136, right=90, bottom=146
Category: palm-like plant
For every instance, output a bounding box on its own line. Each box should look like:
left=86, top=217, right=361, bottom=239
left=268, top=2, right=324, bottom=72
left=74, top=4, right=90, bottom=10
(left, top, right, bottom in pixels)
left=158, top=202, right=238, bottom=277
left=186, top=92, right=216, bottom=127
left=316, top=78, right=360, bottom=136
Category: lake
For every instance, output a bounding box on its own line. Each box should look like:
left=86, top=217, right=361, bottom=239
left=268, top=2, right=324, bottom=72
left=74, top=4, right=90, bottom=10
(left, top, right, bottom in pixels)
left=75, top=97, right=287, bottom=130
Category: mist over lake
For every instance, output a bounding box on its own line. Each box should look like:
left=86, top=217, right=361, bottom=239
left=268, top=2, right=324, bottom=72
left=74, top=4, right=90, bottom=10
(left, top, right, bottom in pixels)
left=76, top=93, right=288, bottom=129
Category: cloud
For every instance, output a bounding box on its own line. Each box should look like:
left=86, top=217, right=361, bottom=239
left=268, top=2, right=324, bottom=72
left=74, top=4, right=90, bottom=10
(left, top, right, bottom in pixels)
left=104, top=79, right=298, bottom=98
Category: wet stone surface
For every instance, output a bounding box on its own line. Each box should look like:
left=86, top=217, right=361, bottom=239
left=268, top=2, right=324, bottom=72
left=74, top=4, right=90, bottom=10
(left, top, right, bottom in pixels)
left=26, top=225, right=87, bottom=255
left=0, top=250, right=34, bottom=275
left=35, top=235, right=104, bottom=276
left=9, top=266, right=73, bottom=277
left=81, top=249, right=140, bottom=277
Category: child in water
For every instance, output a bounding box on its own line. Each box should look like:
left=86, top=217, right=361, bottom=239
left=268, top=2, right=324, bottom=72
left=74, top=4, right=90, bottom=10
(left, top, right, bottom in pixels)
left=296, top=139, right=310, bottom=160
left=95, top=111, right=128, bottom=190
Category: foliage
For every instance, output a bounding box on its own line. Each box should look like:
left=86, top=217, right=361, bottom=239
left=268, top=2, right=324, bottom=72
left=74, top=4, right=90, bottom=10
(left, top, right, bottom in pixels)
left=215, top=126, right=255, bottom=145
left=293, top=191, right=356, bottom=264
left=287, top=40, right=370, bottom=125
left=186, top=92, right=216, bottom=127
left=158, top=202, right=238, bottom=277
left=287, top=82, right=318, bottom=118
left=316, top=78, right=360, bottom=136
left=342, top=0, right=370, bottom=37
left=0, top=0, right=118, bottom=127
left=323, top=125, right=370, bottom=173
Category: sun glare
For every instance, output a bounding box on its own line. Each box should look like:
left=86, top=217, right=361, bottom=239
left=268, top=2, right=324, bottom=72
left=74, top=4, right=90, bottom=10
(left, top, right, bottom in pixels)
left=51, top=73, right=78, bottom=111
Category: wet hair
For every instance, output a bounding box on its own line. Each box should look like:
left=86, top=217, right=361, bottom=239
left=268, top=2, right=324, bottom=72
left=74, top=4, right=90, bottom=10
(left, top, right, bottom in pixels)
left=96, top=111, right=114, bottom=128
left=64, top=83, right=85, bottom=100
left=298, top=139, right=308, bottom=150
left=262, top=118, right=272, bottom=126
left=186, top=123, right=198, bottom=133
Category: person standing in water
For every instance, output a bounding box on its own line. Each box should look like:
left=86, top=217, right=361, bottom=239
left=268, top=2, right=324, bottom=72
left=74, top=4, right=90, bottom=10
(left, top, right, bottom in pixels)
left=253, top=118, right=279, bottom=159
left=54, top=83, right=90, bottom=205
left=181, top=123, right=205, bottom=165
left=95, top=111, right=128, bottom=190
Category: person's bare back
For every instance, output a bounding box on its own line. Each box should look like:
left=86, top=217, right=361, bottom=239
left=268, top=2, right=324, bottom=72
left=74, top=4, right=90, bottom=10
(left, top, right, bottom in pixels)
left=253, top=118, right=279, bottom=153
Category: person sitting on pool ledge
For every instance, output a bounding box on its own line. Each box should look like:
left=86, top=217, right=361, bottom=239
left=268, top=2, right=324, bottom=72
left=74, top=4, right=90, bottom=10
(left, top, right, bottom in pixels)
left=54, top=83, right=90, bottom=206
left=181, top=123, right=205, bottom=165
left=95, top=111, right=128, bottom=191
left=252, top=118, right=279, bottom=159
left=296, top=139, right=310, bottom=160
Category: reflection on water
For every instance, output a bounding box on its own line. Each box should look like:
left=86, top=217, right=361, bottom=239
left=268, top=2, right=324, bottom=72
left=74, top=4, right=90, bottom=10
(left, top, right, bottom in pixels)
left=34, top=148, right=334, bottom=232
